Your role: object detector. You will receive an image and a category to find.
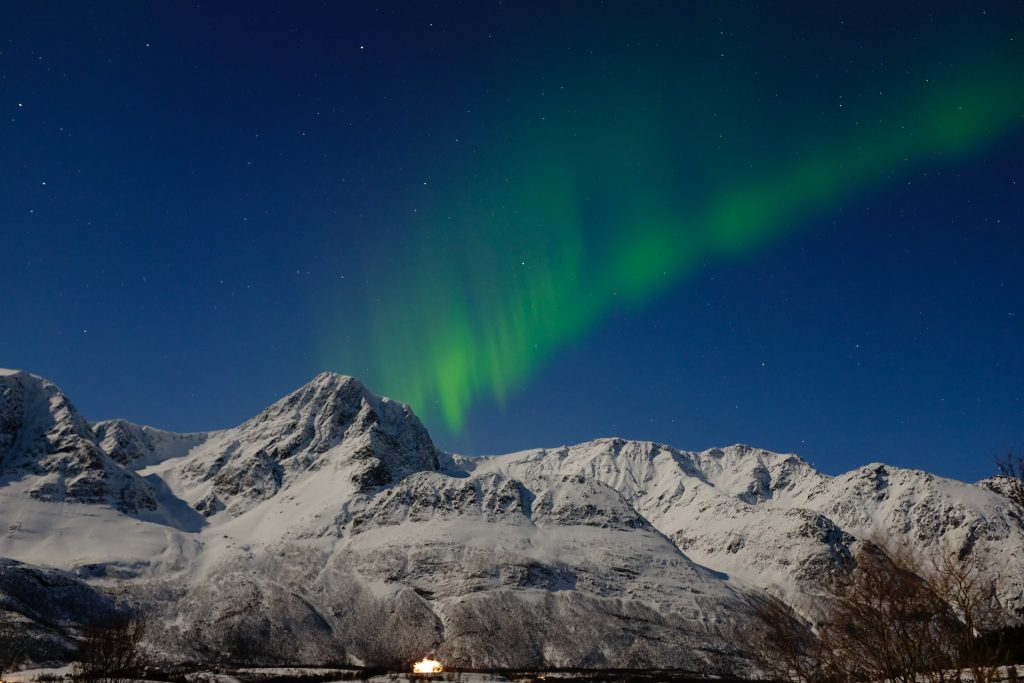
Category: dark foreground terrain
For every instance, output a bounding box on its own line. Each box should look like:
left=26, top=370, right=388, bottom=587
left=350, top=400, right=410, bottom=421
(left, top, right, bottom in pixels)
left=52, top=665, right=756, bottom=683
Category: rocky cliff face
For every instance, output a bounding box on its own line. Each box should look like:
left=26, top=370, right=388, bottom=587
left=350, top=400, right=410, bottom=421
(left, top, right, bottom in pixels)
left=0, top=369, right=1020, bottom=674
left=92, top=419, right=208, bottom=467
left=174, top=372, right=441, bottom=516
left=0, top=370, right=157, bottom=513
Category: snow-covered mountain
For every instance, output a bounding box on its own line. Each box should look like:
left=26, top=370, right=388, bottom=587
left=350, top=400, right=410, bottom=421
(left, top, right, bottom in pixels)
left=0, top=369, right=159, bottom=514
left=0, top=369, right=1021, bottom=674
left=467, top=440, right=1024, bottom=618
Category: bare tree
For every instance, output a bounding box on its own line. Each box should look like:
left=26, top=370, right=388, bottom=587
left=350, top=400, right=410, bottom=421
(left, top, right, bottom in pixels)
left=737, top=592, right=841, bottom=683
left=822, top=543, right=963, bottom=683
left=73, top=613, right=147, bottom=683
left=996, top=450, right=1024, bottom=511
left=741, top=541, right=1014, bottom=683
left=927, top=550, right=1008, bottom=683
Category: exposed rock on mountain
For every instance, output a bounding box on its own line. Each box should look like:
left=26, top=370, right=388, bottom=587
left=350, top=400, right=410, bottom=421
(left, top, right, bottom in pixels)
left=0, top=370, right=157, bottom=513
left=92, top=419, right=208, bottom=467
left=175, top=372, right=441, bottom=516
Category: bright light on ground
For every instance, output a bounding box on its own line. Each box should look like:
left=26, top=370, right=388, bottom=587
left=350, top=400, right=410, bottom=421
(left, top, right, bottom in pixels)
left=412, top=657, right=443, bottom=674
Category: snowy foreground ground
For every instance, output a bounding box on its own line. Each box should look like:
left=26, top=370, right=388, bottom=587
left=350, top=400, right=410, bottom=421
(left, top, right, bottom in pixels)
left=8, top=668, right=1024, bottom=683
left=3, top=666, right=753, bottom=683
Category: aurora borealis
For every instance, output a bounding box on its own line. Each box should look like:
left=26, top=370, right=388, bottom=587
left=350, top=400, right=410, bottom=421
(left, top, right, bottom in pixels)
left=328, top=4, right=1024, bottom=435
left=355, top=65, right=1024, bottom=431
left=3, top=2, right=1022, bottom=480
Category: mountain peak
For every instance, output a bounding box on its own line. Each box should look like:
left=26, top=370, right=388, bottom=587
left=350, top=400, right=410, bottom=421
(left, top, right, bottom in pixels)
left=177, top=372, right=441, bottom=515
left=240, top=372, right=394, bottom=453
left=0, top=370, right=158, bottom=513
left=309, top=370, right=361, bottom=386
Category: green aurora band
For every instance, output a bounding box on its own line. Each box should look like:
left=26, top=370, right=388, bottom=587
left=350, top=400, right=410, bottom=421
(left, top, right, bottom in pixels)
left=332, top=60, right=1023, bottom=433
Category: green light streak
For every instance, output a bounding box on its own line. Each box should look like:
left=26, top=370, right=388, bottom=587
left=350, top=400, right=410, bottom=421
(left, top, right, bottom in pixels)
left=335, top=65, right=1023, bottom=432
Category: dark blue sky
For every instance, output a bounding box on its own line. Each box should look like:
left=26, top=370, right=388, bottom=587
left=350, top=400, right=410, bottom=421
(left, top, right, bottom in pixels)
left=2, top=2, right=1021, bottom=481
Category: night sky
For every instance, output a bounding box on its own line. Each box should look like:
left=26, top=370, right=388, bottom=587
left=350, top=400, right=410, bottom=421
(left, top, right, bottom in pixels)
left=3, top=2, right=1022, bottom=481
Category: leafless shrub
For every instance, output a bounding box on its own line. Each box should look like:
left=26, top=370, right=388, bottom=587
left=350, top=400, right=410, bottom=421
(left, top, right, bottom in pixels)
left=741, top=541, right=1013, bottom=683
left=73, top=613, right=147, bottom=683
left=737, top=592, right=840, bottom=683
left=926, top=550, right=1008, bottom=683
left=996, top=450, right=1024, bottom=511
left=823, top=543, right=963, bottom=683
